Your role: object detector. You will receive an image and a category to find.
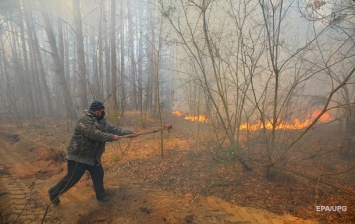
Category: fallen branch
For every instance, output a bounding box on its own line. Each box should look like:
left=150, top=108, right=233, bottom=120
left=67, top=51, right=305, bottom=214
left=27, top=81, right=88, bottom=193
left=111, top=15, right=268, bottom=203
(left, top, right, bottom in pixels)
left=280, top=167, right=355, bottom=196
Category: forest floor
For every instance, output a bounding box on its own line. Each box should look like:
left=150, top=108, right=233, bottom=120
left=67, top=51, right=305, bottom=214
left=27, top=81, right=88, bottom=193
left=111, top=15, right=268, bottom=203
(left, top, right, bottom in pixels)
left=0, top=111, right=354, bottom=224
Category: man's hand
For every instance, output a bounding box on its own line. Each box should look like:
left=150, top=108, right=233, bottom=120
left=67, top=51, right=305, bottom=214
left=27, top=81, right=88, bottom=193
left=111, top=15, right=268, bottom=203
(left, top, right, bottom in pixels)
left=113, top=135, right=121, bottom=141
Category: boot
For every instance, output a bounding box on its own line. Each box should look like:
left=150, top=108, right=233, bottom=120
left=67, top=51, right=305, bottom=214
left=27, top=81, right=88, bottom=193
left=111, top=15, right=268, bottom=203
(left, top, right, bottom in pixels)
left=48, top=190, right=60, bottom=206
left=97, top=195, right=110, bottom=203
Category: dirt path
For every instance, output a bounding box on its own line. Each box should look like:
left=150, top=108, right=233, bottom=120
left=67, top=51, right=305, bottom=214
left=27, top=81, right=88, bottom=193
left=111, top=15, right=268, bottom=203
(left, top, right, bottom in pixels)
left=0, top=131, right=317, bottom=224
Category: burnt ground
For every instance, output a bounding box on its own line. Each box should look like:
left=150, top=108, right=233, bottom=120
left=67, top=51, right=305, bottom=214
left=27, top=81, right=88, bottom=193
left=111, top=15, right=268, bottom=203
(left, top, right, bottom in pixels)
left=0, top=112, right=354, bottom=223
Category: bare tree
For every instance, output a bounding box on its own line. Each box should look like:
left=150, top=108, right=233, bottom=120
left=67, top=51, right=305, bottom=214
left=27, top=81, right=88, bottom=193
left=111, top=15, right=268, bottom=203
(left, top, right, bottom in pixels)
left=23, top=1, right=54, bottom=116
left=39, top=0, right=77, bottom=120
left=158, top=0, right=355, bottom=179
left=252, top=0, right=355, bottom=177
left=322, top=0, right=355, bottom=156
left=158, top=0, right=257, bottom=170
left=0, top=12, right=21, bottom=125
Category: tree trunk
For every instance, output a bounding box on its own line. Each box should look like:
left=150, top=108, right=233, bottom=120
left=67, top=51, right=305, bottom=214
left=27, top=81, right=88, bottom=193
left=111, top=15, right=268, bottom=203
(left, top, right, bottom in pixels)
left=138, top=2, right=144, bottom=115
left=128, top=1, right=137, bottom=111
left=64, top=26, right=71, bottom=97
left=9, top=13, right=24, bottom=120
left=18, top=1, right=35, bottom=119
left=120, top=0, right=126, bottom=114
left=1, top=31, right=21, bottom=125
left=72, top=0, right=88, bottom=110
left=40, top=1, right=77, bottom=120
left=22, top=1, right=46, bottom=116
left=342, top=105, right=355, bottom=157
left=110, top=0, right=118, bottom=110
left=23, top=2, right=53, bottom=116
left=97, top=0, right=105, bottom=101
left=105, top=37, right=111, bottom=101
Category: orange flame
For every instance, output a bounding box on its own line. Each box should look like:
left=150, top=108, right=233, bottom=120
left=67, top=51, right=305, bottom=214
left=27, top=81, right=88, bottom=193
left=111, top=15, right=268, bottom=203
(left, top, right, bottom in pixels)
left=184, top=114, right=208, bottom=123
left=240, top=119, right=312, bottom=131
left=172, top=111, right=184, bottom=117
left=311, top=109, right=332, bottom=122
left=240, top=109, right=332, bottom=131
left=172, top=109, right=332, bottom=129
left=172, top=111, right=209, bottom=123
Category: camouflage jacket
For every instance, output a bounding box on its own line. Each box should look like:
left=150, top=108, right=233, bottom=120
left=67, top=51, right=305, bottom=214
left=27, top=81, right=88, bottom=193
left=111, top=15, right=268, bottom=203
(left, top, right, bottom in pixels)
left=66, top=110, right=134, bottom=166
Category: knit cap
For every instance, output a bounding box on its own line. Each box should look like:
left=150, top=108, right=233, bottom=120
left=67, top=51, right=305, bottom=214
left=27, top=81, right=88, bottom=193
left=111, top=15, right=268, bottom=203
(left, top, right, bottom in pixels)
left=89, top=101, right=105, bottom=111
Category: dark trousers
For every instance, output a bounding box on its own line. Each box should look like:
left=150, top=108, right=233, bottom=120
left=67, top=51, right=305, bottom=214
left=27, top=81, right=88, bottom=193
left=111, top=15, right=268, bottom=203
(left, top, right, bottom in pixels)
left=48, top=160, right=106, bottom=200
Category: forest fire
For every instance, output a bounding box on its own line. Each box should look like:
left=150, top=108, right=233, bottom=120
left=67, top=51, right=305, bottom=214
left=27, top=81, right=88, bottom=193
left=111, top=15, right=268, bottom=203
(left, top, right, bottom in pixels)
left=240, top=119, right=311, bottom=131
left=172, top=111, right=184, bottom=117
left=173, top=109, right=332, bottom=129
left=172, top=111, right=208, bottom=123
left=240, top=109, right=332, bottom=131
left=184, top=114, right=208, bottom=123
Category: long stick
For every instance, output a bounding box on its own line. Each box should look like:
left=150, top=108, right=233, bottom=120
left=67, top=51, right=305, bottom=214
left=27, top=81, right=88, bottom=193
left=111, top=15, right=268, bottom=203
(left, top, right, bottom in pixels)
left=119, top=125, right=172, bottom=139
left=119, top=130, right=159, bottom=139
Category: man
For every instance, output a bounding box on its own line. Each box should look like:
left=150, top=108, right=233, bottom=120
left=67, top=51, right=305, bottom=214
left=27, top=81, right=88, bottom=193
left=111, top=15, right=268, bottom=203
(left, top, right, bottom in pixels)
left=48, top=101, right=137, bottom=205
